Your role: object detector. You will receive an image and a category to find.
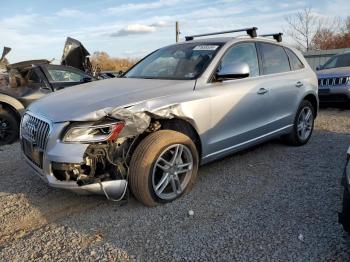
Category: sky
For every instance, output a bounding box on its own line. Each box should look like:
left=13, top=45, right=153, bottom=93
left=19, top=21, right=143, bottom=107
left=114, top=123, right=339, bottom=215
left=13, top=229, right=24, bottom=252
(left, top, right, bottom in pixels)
left=1, top=0, right=350, bottom=63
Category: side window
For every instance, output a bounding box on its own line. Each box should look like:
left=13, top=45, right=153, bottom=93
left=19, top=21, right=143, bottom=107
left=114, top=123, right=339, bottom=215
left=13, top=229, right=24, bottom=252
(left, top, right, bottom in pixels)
left=47, top=69, right=84, bottom=82
left=259, top=43, right=290, bottom=75
left=285, top=48, right=304, bottom=70
left=220, top=43, right=259, bottom=77
left=27, top=70, right=42, bottom=83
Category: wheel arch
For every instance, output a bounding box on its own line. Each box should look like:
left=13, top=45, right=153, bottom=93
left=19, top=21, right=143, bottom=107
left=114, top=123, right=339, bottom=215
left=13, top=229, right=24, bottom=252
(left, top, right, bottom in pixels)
left=158, top=117, right=202, bottom=160
left=0, top=94, right=24, bottom=121
left=302, top=93, right=318, bottom=117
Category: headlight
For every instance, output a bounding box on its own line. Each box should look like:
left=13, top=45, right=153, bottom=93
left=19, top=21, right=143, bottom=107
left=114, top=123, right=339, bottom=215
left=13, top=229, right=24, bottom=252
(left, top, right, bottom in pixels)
left=63, top=122, right=124, bottom=143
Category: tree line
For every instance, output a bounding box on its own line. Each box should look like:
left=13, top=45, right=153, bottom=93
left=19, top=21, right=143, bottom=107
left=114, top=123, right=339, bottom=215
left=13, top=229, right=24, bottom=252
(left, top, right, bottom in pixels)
left=285, top=8, right=350, bottom=51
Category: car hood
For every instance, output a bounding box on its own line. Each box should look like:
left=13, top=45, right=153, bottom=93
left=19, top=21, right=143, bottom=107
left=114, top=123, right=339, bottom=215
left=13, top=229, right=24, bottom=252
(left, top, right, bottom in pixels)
left=0, top=47, right=11, bottom=63
left=61, top=37, right=91, bottom=73
left=317, top=67, right=350, bottom=78
left=28, top=78, right=195, bottom=122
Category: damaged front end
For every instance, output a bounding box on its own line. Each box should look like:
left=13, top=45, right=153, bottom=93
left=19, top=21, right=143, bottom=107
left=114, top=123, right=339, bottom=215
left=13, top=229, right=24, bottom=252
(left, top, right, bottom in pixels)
left=48, top=108, right=165, bottom=201
left=51, top=141, right=130, bottom=201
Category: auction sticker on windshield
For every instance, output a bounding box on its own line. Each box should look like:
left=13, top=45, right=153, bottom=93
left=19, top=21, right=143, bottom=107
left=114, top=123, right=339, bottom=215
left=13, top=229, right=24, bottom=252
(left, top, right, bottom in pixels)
left=193, top=45, right=219, bottom=51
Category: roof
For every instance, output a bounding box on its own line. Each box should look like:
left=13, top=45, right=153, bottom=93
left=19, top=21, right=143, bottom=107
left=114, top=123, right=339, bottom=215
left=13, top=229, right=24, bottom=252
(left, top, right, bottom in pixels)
left=7, top=59, right=50, bottom=70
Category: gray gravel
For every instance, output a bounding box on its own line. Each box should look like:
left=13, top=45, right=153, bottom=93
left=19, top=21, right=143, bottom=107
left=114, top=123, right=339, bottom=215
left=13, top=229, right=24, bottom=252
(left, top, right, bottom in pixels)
left=0, top=109, right=349, bottom=261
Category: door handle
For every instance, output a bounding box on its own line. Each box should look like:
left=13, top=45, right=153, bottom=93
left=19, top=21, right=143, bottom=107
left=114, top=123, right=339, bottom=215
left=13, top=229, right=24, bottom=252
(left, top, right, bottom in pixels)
left=257, top=88, right=268, bottom=95
left=295, top=81, right=303, bottom=88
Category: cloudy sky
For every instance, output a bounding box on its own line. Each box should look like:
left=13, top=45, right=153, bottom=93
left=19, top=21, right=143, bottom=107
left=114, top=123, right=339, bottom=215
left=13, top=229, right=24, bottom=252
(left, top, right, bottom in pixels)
left=1, top=0, right=349, bottom=63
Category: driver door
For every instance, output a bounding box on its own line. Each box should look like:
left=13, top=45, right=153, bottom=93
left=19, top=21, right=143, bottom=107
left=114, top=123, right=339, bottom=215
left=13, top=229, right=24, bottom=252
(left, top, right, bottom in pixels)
left=206, top=42, right=271, bottom=157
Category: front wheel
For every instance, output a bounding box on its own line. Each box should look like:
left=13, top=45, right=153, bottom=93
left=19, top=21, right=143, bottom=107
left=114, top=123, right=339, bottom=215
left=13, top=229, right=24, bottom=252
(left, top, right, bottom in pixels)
left=129, top=130, right=199, bottom=207
left=285, top=100, right=315, bottom=146
left=0, top=108, right=19, bottom=146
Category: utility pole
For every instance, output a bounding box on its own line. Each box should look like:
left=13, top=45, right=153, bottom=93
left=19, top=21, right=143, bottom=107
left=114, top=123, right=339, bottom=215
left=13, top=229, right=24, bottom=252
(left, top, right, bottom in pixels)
left=175, top=21, right=180, bottom=42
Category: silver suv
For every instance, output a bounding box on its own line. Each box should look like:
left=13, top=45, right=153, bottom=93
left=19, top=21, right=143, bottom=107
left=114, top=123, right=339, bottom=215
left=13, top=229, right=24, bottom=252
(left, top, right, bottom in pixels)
left=20, top=28, right=318, bottom=206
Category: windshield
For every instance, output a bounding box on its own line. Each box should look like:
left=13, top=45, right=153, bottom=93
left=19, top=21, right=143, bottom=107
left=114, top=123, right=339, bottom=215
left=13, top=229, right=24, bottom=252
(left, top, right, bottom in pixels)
left=124, top=43, right=222, bottom=80
left=322, top=53, right=350, bottom=69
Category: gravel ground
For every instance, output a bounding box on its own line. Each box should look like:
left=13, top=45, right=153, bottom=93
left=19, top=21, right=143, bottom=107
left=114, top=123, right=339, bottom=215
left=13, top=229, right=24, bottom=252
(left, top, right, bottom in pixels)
left=0, top=109, right=349, bottom=261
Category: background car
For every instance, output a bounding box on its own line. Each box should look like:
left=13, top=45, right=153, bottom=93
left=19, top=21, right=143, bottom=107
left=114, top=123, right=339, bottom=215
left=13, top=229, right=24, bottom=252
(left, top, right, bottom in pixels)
left=0, top=38, right=96, bottom=145
left=317, top=52, right=350, bottom=104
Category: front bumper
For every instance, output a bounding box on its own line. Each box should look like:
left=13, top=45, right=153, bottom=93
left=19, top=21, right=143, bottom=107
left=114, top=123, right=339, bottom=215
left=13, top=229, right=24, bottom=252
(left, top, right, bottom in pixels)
left=318, top=84, right=350, bottom=103
left=21, top=114, right=127, bottom=197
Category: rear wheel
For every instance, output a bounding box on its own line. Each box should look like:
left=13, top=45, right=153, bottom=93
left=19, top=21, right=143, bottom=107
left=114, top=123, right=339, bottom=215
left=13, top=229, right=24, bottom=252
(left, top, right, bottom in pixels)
left=0, top=108, right=19, bottom=146
left=285, top=100, right=315, bottom=146
left=129, top=130, right=199, bottom=207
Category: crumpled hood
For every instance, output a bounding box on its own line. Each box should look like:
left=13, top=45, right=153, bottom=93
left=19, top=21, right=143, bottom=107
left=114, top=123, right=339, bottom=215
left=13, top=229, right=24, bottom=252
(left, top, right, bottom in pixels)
left=317, top=67, right=350, bottom=78
left=28, top=78, right=195, bottom=122
left=61, top=37, right=91, bottom=72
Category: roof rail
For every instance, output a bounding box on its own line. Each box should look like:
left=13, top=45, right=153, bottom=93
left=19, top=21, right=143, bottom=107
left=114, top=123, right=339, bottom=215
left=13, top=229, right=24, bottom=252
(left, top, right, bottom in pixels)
left=185, top=27, right=258, bottom=41
left=260, top=33, right=283, bottom=42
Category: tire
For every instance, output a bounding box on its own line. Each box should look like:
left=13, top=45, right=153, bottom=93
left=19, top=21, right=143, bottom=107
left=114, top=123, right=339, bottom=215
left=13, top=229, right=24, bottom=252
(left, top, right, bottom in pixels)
left=0, top=108, right=19, bottom=146
left=340, top=187, right=350, bottom=232
left=129, top=130, right=199, bottom=207
left=285, top=100, right=315, bottom=146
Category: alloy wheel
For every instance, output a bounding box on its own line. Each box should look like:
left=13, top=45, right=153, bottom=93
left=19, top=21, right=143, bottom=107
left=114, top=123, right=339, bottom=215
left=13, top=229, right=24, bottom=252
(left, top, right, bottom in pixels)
left=0, top=117, right=12, bottom=142
left=297, top=106, right=313, bottom=141
left=152, top=144, right=193, bottom=200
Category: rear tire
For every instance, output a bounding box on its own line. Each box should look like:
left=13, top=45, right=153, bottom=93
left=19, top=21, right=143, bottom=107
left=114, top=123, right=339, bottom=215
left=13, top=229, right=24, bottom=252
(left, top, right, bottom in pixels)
left=129, top=130, right=199, bottom=207
left=0, top=108, right=19, bottom=146
left=285, top=100, right=315, bottom=146
left=340, top=186, right=350, bottom=232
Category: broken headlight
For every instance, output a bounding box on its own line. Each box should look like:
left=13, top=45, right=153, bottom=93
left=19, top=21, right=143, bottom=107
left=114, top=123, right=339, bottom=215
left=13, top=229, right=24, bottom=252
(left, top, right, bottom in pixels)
left=63, top=122, right=124, bottom=143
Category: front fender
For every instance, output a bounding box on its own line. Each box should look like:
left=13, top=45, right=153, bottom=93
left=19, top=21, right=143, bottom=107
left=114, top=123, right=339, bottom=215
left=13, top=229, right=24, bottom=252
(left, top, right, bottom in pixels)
left=0, top=93, right=25, bottom=116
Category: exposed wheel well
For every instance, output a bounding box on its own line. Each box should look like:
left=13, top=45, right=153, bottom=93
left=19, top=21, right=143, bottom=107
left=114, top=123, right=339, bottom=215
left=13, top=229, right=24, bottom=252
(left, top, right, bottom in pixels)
left=159, top=118, right=202, bottom=159
left=0, top=102, right=21, bottom=122
left=303, top=94, right=318, bottom=117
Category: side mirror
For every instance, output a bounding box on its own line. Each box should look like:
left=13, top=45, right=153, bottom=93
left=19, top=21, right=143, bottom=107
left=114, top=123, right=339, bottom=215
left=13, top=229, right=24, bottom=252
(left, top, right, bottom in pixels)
left=117, top=70, right=124, bottom=77
left=82, top=77, right=92, bottom=83
left=40, top=85, right=51, bottom=91
left=316, top=65, right=323, bottom=71
left=216, top=62, right=250, bottom=81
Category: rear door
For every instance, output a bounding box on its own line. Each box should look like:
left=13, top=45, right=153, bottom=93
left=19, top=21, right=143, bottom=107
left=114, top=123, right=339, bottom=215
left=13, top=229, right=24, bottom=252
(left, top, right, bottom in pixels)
left=256, top=42, right=301, bottom=129
left=16, top=67, right=52, bottom=107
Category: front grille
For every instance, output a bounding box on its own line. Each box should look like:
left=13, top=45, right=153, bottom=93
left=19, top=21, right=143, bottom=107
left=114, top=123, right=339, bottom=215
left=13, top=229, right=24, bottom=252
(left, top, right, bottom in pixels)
left=21, top=114, right=50, bottom=151
left=318, top=77, right=350, bottom=87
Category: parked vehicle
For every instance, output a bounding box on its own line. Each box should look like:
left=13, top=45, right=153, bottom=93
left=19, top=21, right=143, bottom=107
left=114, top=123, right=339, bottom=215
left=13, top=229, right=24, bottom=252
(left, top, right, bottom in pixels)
left=340, top=146, right=350, bottom=233
left=316, top=52, right=350, bottom=104
left=0, top=37, right=95, bottom=145
left=98, top=71, right=123, bottom=79
left=20, top=28, right=319, bottom=206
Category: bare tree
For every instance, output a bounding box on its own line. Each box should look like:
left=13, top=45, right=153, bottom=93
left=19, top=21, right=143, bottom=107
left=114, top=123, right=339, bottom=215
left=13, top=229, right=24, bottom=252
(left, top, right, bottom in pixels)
left=312, top=16, right=350, bottom=50
left=284, top=8, right=322, bottom=51
left=90, top=51, right=138, bottom=72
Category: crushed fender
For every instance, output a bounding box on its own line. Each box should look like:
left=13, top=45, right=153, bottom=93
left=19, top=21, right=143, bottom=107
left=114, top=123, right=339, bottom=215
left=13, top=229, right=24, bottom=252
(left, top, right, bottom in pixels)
left=51, top=104, right=186, bottom=202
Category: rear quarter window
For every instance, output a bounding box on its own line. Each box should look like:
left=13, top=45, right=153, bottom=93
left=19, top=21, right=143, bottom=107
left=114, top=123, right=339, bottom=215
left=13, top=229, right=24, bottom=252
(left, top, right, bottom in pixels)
left=285, top=48, right=305, bottom=70
left=259, top=43, right=291, bottom=75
